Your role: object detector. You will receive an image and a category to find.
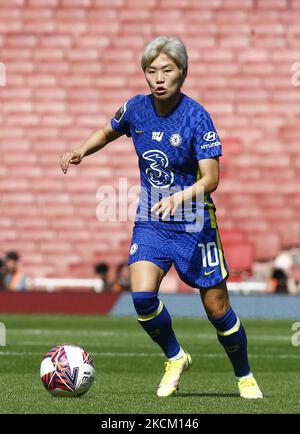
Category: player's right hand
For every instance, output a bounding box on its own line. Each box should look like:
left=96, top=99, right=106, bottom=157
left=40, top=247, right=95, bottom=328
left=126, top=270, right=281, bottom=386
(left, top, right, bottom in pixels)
left=60, top=151, right=83, bottom=174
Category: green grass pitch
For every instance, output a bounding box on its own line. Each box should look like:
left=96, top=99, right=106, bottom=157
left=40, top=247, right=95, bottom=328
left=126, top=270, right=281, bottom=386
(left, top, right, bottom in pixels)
left=0, top=314, right=299, bottom=414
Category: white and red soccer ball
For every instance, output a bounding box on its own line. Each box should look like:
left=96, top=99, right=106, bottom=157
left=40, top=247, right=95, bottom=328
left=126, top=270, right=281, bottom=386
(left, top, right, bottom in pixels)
left=40, top=345, right=95, bottom=397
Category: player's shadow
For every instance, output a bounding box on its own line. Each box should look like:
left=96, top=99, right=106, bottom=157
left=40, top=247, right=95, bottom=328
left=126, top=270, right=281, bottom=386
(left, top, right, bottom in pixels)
left=175, top=392, right=238, bottom=398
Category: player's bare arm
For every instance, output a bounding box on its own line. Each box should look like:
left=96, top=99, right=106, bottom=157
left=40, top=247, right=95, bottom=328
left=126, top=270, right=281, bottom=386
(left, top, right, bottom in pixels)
left=60, top=123, right=124, bottom=174
left=152, top=157, right=220, bottom=220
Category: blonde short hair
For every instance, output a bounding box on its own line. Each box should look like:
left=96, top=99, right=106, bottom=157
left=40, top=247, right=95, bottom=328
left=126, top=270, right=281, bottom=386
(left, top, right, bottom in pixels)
left=141, top=36, right=188, bottom=81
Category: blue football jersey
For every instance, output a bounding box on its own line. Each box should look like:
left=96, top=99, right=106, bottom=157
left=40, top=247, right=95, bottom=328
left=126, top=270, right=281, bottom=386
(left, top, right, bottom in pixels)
left=111, top=93, right=222, bottom=231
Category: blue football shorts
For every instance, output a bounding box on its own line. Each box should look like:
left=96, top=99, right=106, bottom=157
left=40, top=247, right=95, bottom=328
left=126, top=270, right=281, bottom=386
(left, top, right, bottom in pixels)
left=128, top=223, right=229, bottom=289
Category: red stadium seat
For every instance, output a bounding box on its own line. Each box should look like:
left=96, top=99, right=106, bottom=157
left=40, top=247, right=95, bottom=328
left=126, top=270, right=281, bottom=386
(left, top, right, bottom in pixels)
left=219, top=229, right=247, bottom=244
left=270, top=221, right=300, bottom=249
left=247, top=233, right=281, bottom=262
left=223, top=241, right=254, bottom=277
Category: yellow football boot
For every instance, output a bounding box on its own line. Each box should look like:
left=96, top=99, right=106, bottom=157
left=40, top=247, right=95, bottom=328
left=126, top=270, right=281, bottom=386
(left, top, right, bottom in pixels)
left=157, top=352, right=192, bottom=398
left=238, top=376, right=263, bottom=399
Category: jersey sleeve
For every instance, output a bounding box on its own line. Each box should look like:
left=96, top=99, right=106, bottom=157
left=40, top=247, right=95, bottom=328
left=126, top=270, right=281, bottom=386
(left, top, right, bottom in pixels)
left=193, top=110, right=222, bottom=160
left=110, top=100, right=132, bottom=137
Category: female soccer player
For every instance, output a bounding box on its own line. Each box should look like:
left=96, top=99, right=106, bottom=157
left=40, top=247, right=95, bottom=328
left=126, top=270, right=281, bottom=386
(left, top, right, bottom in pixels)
left=60, top=36, right=263, bottom=400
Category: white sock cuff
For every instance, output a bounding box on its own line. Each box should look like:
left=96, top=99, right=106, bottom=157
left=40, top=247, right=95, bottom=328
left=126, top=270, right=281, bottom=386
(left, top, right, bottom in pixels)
left=236, top=372, right=253, bottom=381
left=169, top=347, right=184, bottom=361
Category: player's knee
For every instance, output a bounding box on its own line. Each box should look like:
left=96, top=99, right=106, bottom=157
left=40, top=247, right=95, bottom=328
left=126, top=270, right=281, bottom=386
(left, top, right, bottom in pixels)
left=131, top=291, right=160, bottom=316
left=207, top=303, right=229, bottom=320
left=203, top=294, right=230, bottom=319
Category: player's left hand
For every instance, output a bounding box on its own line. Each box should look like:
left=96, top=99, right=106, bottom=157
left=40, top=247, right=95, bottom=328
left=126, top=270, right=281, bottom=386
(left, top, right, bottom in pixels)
left=151, top=192, right=184, bottom=220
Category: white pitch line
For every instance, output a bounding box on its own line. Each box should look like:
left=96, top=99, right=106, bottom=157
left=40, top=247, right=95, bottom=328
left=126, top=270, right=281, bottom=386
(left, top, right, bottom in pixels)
left=11, top=341, right=299, bottom=352
left=20, top=341, right=153, bottom=348
left=7, top=329, right=293, bottom=341
left=0, top=351, right=299, bottom=359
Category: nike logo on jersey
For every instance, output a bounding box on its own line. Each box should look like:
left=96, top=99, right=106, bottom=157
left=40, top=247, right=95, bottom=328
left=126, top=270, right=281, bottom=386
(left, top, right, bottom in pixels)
left=204, top=268, right=217, bottom=276
left=134, top=129, right=144, bottom=134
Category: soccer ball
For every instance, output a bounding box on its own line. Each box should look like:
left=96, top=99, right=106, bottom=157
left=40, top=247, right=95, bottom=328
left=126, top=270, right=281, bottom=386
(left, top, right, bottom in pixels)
left=40, top=344, right=95, bottom=397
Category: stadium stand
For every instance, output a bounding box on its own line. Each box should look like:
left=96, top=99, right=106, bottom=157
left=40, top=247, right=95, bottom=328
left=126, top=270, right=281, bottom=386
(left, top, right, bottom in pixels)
left=1, top=1, right=300, bottom=288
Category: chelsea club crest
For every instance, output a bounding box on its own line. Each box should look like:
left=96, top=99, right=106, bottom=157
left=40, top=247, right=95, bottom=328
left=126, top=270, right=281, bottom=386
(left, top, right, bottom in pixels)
left=169, top=133, right=182, bottom=147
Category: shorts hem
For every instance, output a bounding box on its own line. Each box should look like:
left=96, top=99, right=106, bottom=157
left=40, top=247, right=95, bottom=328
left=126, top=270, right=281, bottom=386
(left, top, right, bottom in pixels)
left=196, top=273, right=230, bottom=289
left=128, top=257, right=171, bottom=274
left=178, top=273, right=229, bottom=290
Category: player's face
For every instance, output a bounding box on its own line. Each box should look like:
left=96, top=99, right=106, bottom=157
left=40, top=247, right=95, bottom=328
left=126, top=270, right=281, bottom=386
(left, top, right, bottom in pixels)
left=145, top=53, right=183, bottom=100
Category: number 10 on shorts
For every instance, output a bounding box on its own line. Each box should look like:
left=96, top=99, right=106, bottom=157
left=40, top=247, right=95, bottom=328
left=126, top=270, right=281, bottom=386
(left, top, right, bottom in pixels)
left=198, top=242, right=219, bottom=268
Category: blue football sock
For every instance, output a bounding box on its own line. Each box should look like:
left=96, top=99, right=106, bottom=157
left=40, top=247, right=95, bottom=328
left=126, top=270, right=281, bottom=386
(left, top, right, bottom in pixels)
left=209, top=307, right=251, bottom=378
left=132, top=291, right=180, bottom=359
